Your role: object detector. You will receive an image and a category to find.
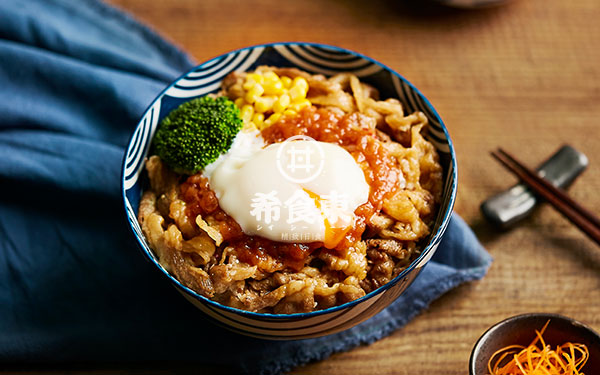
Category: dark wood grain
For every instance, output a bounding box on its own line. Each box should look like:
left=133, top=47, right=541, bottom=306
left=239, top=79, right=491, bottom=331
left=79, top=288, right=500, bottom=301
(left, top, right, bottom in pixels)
left=103, top=1, right=600, bottom=373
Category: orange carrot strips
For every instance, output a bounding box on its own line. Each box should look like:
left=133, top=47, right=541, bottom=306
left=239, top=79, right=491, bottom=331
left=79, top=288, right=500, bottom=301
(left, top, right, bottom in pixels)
left=487, top=320, right=589, bottom=375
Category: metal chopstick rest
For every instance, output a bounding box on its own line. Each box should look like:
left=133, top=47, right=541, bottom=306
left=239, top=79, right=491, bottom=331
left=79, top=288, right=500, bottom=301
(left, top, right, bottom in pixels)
left=480, top=145, right=588, bottom=228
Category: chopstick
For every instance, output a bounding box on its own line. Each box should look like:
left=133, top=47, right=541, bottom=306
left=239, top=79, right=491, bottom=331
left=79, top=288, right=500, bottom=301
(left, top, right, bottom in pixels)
left=491, top=148, right=600, bottom=246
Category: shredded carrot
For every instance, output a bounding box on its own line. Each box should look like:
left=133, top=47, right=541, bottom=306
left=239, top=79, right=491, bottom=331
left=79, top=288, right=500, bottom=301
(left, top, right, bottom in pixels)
left=487, top=320, right=589, bottom=375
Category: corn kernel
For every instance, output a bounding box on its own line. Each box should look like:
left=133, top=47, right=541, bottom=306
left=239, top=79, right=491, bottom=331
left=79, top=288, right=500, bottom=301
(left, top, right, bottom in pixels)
left=292, top=77, right=308, bottom=91
left=245, top=93, right=258, bottom=104
left=247, top=73, right=264, bottom=84
left=254, top=96, right=275, bottom=113
left=264, top=112, right=282, bottom=127
left=234, top=97, right=245, bottom=108
left=243, top=74, right=261, bottom=90
left=252, top=113, right=264, bottom=126
left=263, top=71, right=279, bottom=82
left=240, top=104, right=254, bottom=123
left=247, top=83, right=264, bottom=98
left=242, top=80, right=255, bottom=91
left=273, top=94, right=290, bottom=113
left=289, top=99, right=311, bottom=112
left=263, top=80, right=284, bottom=95
left=283, top=109, right=297, bottom=117
left=281, top=76, right=292, bottom=89
left=289, top=85, right=307, bottom=101
left=241, top=71, right=312, bottom=124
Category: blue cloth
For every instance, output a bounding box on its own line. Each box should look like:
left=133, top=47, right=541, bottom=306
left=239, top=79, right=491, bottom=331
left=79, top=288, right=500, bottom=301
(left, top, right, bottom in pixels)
left=0, top=1, right=493, bottom=374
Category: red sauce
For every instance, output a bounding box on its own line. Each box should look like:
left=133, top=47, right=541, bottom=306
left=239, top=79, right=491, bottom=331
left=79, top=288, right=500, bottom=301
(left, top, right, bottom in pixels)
left=180, top=174, right=320, bottom=271
left=180, top=107, right=401, bottom=270
left=180, top=175, right=243, bottom=241
left=232, top=237, right=321, bottom=272
left=262, top=106, right=400, bottom=248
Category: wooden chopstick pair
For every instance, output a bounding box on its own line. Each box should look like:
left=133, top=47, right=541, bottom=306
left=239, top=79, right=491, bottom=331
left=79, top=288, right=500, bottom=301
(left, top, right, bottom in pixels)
left=491, top=148, right=600, bottom=246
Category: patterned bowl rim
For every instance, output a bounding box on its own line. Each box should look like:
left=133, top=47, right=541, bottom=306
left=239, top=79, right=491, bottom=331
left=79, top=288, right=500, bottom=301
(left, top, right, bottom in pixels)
left=120, top=41, right=457, bottom=319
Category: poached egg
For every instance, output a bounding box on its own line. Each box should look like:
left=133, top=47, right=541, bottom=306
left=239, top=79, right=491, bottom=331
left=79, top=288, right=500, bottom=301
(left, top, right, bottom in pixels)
left=204, top=130, right=370, bottom=248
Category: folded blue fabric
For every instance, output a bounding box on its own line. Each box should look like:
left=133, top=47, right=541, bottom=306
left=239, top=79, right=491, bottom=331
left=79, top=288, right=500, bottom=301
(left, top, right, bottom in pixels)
left=0, top=1, right=493, bottom=374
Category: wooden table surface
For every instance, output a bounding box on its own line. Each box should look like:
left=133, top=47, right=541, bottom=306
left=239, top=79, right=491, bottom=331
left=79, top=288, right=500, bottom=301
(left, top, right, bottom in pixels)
left=107, top=0, right=600, bottom=373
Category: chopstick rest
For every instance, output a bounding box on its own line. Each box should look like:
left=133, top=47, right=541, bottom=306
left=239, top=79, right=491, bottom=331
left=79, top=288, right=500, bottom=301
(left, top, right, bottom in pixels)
left=481, top=145, right=588, bottom=228
left=490, top=148, right=600, bottom=246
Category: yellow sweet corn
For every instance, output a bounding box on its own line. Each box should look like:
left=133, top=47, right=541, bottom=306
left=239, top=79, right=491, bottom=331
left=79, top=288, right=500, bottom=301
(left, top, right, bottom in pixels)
left=252, top=113, right=264, bottom=127
left=289, top=83, right=308, bottom=102
left=264, top=112, right=281, bottom=127
left=280, top=76, right=292, bottom=89
left=247, top=73, right=264, bottom=84
left=244, top=93, right=256, bottom=104
left=292, top=76, right=308, bottom=91
left=273, top=93, right=290, bottom=113
left=242, top=73, right=262, bottom=90
left=244, top=83, right=265, bottom=104
left=247, top=83, right=264, bottom=98
left=263, top=80, right=284, bottom=96
left=254, top=96, right=276, bottom=113
left=289, top=98, right=311, bottom=112
left=263, top=71, right=279, bottom=82
left=235, top=70, right=311, bottom=129
left=234, top=97, right=245, bottom=109
left=242, top=80, right=254, bottom=91
left=240, top=104, right=254, bottom=123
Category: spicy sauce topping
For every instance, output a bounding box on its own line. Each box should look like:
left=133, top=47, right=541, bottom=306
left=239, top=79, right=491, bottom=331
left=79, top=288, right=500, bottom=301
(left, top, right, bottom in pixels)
left=180, top=174, right=317, bottom=271
left=180, top=174, right=243, bottom=241
left=262, top=106, right=400, bottom=245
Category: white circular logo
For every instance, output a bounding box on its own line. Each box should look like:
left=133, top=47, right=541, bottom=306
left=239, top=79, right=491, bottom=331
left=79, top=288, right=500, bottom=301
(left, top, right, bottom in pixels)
left=276, top=135, right=325, bottom=183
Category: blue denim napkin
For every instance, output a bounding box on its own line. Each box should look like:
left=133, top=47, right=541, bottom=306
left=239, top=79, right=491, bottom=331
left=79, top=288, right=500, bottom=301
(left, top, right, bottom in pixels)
left=0, top=1, right=493, bottom=374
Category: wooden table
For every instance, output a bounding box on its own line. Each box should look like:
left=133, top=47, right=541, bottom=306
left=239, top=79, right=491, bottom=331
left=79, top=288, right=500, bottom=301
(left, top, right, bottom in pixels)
left=108, top=0, right=600, bottom=373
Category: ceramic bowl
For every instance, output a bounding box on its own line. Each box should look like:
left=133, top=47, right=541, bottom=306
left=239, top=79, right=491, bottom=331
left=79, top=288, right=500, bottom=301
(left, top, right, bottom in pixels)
left=121, top=42, right=457, bottom=339
left=470, top=313, right=600, bottom=374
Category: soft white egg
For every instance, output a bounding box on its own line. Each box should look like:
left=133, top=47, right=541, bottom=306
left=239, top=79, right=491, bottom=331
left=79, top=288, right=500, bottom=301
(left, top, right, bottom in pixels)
left=204, top=130, right=370, bottom=248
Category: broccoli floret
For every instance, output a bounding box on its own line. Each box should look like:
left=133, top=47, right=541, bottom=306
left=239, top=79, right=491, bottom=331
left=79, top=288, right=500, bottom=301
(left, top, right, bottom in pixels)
left=152, top=96, right=242, bottom=175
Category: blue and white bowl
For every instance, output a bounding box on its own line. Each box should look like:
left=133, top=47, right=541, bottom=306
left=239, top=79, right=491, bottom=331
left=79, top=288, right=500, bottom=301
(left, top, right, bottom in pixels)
left=121, top=42, right=457, bottom=340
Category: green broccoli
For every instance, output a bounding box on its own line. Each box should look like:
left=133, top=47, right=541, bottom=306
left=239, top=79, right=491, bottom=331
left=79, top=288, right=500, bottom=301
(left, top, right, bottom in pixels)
left=152, top=96, right=243, bottom=175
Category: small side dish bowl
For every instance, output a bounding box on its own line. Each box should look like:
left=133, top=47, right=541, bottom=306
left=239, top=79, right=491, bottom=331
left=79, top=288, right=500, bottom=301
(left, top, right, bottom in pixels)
left=121, top=42, right=457, bottom=339
left=470, top=313, right=600, bottom=374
